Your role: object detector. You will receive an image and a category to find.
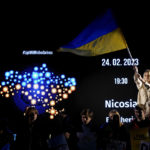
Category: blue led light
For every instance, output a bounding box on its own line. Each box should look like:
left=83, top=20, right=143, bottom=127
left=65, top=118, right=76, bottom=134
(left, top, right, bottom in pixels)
left=45, top=72, right=51, bottom=78
left=60, top=81, right=63, bottom=84
left=22, top=82, right=26, bottom=87
left=34, top=67, right=38, bottom=71
left=18, top=75, right=22, bottom=79
left=11, top=83, right=14, bottom=86
left=1, top=82, right=6, bottom=86
left=61, top=74, right=65, bottom=79
left=10, top=75, right=13, bottom=78
left=42, top=63, right=46, bottom=68
left=71, top=78, right=75, bottom=82
left=40, top=81, right=44, bottom=84
left=65, top=83, right=68, bottom=87
left=32, top=72, right=39, bottom=79
left=23, top=75, right=27, bottom=78
left=46, top=81, right=50, bottom=84
left=5, top=72, right=10, bottom=77
left=34, top=80, right=38, bottom=84
left=72, top=82, right=76, bottom=86
left=28, top=78, right=32, bottom=82
left=39, top=73, right=43, bottom=77
left=10, top=70, right=14, bottom=74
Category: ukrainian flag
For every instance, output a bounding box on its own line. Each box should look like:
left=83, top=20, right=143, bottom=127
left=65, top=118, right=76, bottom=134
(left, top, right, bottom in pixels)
left=58, top=9, right=127, bottom=56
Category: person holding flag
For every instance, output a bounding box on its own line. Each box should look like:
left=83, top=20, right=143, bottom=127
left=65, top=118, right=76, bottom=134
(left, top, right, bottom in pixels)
left=133, top=66, right=150, bottom=117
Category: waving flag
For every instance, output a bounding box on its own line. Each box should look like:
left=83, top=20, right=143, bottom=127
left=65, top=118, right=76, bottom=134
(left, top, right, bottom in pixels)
left=58, top=9, right=127, bottom=56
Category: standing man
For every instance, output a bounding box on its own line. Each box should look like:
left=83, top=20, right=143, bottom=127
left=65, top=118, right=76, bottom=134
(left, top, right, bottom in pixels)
left=133, top=66, right=150, bottom=117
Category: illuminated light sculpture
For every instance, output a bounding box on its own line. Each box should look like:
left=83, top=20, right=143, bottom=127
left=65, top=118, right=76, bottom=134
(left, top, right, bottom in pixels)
left=0, top=64, right=77, bottom=119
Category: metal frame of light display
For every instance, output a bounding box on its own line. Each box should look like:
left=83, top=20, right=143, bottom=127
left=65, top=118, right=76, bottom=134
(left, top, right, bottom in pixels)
left=0, top=63, right=76, bottom=119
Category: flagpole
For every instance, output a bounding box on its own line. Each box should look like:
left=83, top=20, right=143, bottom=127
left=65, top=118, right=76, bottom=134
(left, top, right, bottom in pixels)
left=126, top=46, right=133, bottom=60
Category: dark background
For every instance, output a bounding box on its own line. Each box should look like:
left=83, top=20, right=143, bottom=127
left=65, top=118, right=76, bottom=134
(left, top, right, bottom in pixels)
left=0, top=7, right=149, bottom=129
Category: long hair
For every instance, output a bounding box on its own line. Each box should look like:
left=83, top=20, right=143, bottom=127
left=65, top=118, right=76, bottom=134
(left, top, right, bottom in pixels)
left=109, top=109, right=123, bottom=127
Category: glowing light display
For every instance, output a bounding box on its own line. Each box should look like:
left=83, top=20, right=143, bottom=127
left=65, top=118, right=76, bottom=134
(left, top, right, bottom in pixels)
left=0, top=64, right=77, bottom=119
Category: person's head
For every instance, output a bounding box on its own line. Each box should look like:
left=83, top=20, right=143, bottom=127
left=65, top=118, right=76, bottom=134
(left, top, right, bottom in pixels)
left=108, top=109, right=122, bottom=127
left=24, top=107, right=39, bottom=124
left=143, top=69, right=150, bottom=83
left=80, top=108, right=94, bottom=125
left=134, top=104, right=146, bottom=121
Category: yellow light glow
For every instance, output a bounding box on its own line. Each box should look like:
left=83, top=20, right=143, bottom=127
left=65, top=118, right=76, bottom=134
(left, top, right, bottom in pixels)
left=59, top=98, right=62, bottom=101
left=12, top=93, right=14, bottom=96
left=15, top=84, right=21, bottom=90
left=43, top=104, right=46, bottom=107
left=31, top=99, right=36, bottom=105
left=57, top=85, right=60, bottom=88
left=50, top=115, right=54, bottom=119
left=63, top=93, right=68, bottom=99
left=68, top=90, right=72, bottom=94
left=40, top=85, right=44, bottom=90
left=33, top=84, right=39, bottom=89
left=5, top=93, right=10, bottom=98
left=28, top=96, right=32, bottom=100
left=45, top=89, right=48, bottom=92
left=27, top=84, right=31, bottom=88
left=22, top=91, right=24, bottom=94
left=44, top=98, right=48, bottom=103
left=50, top=100, right=55, bottom=106
left=58, top=89, right=62, bottom=93
left=41, top=91, right=45, bottom=95
left=3, top=86, right=8, bottom=92
left=71, top=86, right=76, bottom=91
left=37, top=91, right=40, bottom=94
left=51, top=88, right=57, bottom=94
left=50, top=108, right=56, bottom=115
left=25, top=91, right=29, bottom=96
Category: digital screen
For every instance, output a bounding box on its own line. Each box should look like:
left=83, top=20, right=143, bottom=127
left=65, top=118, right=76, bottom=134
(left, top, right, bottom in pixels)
left=0, top=8, right=149, bottom=126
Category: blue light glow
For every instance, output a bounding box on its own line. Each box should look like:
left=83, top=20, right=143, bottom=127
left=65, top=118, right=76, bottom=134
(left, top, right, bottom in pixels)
left=18, top=75, right=22, bottom=79
left=32, top=72, right=39, bottom=79
left=0, top=63, right=77, bottom=119
left=61, top=74, right=65, bottom=79
left=10, top=70, right=14, bottom=74
left=5, top=72, right=10, bottom=77
left=45, top=72, right=51, bottom=78
left=42, top=63, right=46, bottom=68
left=34, top=67, right=38, bottom=71
left=22, top=82, right=26, bottom=87
left=1, top=82, right=5, bottom=86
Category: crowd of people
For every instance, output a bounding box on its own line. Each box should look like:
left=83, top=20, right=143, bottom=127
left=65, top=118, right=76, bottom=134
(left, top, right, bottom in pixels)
left=0, top=105, right=150, bottom=150
left=0, top=67, right=150, bottom=150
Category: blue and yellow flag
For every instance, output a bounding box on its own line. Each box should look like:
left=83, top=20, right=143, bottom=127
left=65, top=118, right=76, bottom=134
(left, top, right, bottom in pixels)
left=58, top=9, right=127, bottom=56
